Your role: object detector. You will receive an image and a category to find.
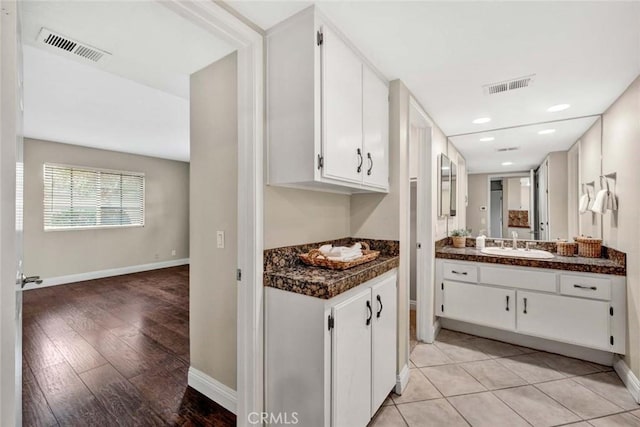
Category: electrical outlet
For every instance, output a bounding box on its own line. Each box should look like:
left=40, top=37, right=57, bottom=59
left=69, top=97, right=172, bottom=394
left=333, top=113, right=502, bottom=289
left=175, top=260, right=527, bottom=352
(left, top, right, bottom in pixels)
left=171, top=249, right=176, bottom=256
left=217, top=231, right=225, bottom=249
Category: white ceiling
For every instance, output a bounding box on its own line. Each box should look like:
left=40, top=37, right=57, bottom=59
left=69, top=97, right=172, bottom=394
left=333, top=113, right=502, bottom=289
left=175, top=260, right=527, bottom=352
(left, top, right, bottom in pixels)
left=22, top=1, right=236, bottom=161
left=449, top=117, right=599, bottom=174
left=229, top=1, right=640, bottom=172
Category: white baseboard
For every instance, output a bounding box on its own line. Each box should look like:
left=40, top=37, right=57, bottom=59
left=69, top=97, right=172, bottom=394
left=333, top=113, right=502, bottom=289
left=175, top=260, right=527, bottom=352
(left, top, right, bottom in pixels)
left=410, top=300, right=416, bottom=310
left=614, top=356, right=640, bottom=403
left=188, top=367, right=237, bottom=414
left=22, top=258, right=189, bottom=290
left=395, top=364, right=410, bottom=395
left=430, top=320, right=441, bottom=344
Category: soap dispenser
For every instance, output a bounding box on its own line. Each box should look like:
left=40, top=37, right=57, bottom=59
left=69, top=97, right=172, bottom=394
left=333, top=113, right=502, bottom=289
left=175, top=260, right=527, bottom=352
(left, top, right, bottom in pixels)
left=476, top=231, right=486, bottom=250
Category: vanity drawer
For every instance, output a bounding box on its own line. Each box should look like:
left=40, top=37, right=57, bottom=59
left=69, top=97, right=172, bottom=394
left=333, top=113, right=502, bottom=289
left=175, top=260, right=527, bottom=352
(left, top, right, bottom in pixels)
left=480, top=266, right=556, bottom=293
left=560, top=275, right=611, bottom=301
left=443, top=262, right=478, bottom=283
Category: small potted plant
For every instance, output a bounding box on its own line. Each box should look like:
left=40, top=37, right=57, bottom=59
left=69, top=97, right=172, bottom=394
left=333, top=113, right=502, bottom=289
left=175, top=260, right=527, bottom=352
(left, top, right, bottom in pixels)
left=450, top=229, right=471, bottom=248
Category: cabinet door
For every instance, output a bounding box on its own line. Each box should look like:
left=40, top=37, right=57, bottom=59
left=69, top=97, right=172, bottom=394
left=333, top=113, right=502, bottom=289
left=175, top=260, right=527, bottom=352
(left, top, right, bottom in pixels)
left=517, top=291, right=610, bottom=350
left=441, top=281, right=516, bottom=330
left=362, top=65, right=389, bottom=189
left=332, top=289, right=372, bottom=427
left=321, top=26, right=363, bottom=184
left=371, top=275, right=397, bottom=414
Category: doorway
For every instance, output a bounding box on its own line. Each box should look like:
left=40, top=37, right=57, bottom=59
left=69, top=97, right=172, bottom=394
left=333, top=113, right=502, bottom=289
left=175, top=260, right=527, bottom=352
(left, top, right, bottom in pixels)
left=489, top=179, right=504, bottom=238
left=0, top=2, right=263, bottom=425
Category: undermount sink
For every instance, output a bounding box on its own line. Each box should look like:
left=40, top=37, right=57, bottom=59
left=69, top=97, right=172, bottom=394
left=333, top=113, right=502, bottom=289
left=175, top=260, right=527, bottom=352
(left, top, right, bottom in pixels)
left=480, top=247, right=555, bottom=259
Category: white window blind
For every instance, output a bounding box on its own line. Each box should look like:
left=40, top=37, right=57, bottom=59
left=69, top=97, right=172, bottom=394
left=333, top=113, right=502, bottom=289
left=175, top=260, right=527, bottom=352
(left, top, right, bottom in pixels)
left=43, top=164, right=145, bottom=230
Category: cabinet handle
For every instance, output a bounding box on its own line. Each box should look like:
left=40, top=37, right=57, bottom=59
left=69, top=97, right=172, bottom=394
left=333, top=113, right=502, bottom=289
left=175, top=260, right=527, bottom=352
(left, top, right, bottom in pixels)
left=376, top=294, right=383, bottom=318
left=574, top=284, right=597, bottom=290
left=506, top=295, right=510, bottom=311
left=357, top=148, right=363, bottom=173
left=367, top=152, right=373, bottom=176
left=523, top=297, right=528, bottom=314
left=451, top=270, right=468, bottom=275
left=366, top=300, right=372, bottom=326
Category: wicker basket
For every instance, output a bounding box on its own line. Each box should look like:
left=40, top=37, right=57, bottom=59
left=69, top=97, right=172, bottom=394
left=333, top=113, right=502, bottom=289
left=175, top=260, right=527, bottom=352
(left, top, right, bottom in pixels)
left=556, top=241, right=577, bottom=257
left=299, top=242, right=380, bottom=270
left=575, top=237, right=602, bottom=258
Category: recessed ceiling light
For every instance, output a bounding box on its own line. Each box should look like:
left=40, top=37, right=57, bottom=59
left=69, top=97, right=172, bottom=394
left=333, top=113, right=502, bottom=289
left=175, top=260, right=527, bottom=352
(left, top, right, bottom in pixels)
left=479, top=137, right=495, bottom=142
left=502, top=162, right=513, bottom=166
left=538, top=129, right=556, bottom=135
left=472, top=117, right=491, bottom=124
left=547, top=104, right=570, bottom=112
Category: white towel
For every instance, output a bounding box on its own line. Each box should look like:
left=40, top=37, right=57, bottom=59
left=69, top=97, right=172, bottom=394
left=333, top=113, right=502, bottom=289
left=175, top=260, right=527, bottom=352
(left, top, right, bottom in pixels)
left=579, top=194, right=590, bottom=214
left=319, top=243, right=363, bottom=260
left=591, top=189, right=607, bottom=214
left=606, top=191, right=618, bottom=211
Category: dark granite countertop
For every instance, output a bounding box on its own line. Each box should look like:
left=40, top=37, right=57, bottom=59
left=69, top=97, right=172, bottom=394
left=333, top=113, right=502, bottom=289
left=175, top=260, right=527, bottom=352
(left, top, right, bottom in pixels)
left=264, top=238, right=399, bottom=299
left=436, top=245, right=626, bottom=276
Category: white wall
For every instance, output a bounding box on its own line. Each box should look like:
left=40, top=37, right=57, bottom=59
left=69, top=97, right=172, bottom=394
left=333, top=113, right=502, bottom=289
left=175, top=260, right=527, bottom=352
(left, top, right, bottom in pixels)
left=264, top=187, right=350, bottom=249
left=572, top=75, right=640, bottom=377
left=23, top=138, right=189, bottom=279
left=190, top=52, right=238, bottom=389
left=547, top=151, right=568, bottom=240
left=467, top=173, right=489, bottom=237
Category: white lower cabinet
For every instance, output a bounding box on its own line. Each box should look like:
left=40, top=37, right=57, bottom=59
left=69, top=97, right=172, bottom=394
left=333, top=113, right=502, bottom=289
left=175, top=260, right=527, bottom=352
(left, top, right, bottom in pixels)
left=517, top=291, right=610, bottom=350
left=435, top=260, right=626, bottom=354
left=266, top=270, right=397, bottom=427
left=441, top=281, right=515, bottom=330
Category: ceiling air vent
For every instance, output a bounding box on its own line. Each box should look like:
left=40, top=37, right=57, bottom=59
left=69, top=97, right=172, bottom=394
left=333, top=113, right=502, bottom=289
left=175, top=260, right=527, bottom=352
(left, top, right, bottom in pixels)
left=483, top=75, right=535, bottom=95
left=496, top=147, right=520, bottom=152
left=37, top=28, right=111, bottom=63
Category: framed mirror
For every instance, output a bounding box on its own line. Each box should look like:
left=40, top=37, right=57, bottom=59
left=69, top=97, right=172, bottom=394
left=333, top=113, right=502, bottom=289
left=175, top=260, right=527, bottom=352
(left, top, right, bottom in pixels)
left=438, top=154, right=452, bottom=217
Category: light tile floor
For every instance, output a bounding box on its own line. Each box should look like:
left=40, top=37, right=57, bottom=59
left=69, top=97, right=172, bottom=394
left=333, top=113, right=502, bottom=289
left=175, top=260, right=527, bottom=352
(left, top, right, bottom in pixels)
left=370, top=311, right=640, bottom=427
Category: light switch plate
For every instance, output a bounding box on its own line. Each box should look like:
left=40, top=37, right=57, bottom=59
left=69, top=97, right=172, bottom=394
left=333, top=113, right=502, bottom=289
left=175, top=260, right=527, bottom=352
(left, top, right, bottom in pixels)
left=216, top=231, right=225, bottom=248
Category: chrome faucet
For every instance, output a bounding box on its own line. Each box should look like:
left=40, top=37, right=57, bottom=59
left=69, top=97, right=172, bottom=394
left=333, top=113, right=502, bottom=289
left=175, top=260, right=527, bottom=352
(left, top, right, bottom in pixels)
left=512, top=231, right=518, bottom=250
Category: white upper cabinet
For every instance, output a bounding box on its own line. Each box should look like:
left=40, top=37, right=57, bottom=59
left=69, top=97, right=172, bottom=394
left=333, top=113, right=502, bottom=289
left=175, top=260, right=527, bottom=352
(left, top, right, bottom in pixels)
left=321, top=26, right=363, bottom=185
left=362, top=65, right=390, bottom=189
left=267, top=7, right=389, bottom=194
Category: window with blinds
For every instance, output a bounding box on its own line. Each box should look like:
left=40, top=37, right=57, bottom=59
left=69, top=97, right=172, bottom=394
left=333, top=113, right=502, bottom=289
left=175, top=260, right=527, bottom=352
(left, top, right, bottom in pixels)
left=43, top=164, right=145, bottom=230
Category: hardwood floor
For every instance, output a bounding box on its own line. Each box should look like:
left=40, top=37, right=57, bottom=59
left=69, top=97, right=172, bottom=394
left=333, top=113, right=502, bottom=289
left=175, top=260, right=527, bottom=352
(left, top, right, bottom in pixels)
left=22, top=266, right=236, bottom=426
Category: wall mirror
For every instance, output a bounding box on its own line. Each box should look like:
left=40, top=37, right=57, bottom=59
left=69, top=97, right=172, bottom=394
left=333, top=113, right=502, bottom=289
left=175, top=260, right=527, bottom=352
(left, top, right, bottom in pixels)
left=438, top=153, right=457, bottom=217
left=450, top=116, right=603, bottom=240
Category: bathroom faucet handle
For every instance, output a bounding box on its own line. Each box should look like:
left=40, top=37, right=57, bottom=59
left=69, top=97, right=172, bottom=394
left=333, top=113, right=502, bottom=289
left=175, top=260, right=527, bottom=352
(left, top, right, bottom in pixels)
left=525, top=241, right=533, bottom=251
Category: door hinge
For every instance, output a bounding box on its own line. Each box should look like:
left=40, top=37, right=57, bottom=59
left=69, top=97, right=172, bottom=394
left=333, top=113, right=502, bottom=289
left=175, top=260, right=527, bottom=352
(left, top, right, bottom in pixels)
left=328, top=315, right=334, bottom=330
left=441, top=304, right=444, bottom=312
left=317, top=31, right=323, bottom=46
left=417, top=243, right=422, bottom=249
left=441, top=283, right=444, bottom=290
left=236, top=269, right=242, bottom=281
left=610, top=307, right=614, bottom=316
left=317, top=154, right=324, bottom=170
left=610, top=336, right=614, bottom=345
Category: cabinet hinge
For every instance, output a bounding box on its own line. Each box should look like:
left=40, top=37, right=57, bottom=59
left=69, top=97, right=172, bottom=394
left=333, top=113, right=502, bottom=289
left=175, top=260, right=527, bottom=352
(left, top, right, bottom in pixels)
left=317, top=154, right=324, bottom=170
left=610, top=336, right=614, bottom=345
left=236, top=269, right=241, bottom=281
left=328, top=315, right=334, bottom=330
left=610, top=307, right=614, bottom=316
left=441, top=304, right=444, bottom=312
left=317, top=31, right=323, bottom=46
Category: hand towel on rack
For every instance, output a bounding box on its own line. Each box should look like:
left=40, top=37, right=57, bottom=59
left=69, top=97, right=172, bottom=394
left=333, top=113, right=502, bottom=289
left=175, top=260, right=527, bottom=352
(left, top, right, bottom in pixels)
left=590, top=190, right=607, bottom=214
left=579, top=194, right=590, bottom=214
left=605, top=190, right=618, bottom=211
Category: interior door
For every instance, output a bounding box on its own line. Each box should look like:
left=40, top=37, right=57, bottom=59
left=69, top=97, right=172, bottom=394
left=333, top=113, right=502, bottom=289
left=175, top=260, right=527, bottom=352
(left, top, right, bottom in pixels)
left=537, top=161, right=549, bottom=240
left=331, top=288, right=372, bottom=427
left=371, top=276, right=397, bottom=414
left=362, top=65, right=388, bottom=189
left=321, top=25, right=363, bottom=184
left=2, top=2, right=24, bottom=423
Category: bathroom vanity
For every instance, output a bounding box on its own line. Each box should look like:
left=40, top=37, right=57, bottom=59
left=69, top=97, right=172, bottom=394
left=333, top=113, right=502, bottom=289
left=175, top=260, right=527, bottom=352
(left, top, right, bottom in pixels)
left=435, top=243, right=627, bottom=355
left=264, top=239, right=399, bottom=427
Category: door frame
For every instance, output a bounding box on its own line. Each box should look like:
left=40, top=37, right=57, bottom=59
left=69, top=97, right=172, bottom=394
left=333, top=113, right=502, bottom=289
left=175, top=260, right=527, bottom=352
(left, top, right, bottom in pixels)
left=485, top=172, right=530, bottom=240
left=0, top=1, right=264, bottom=425
left=409, top=97, right=437, bottom=344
